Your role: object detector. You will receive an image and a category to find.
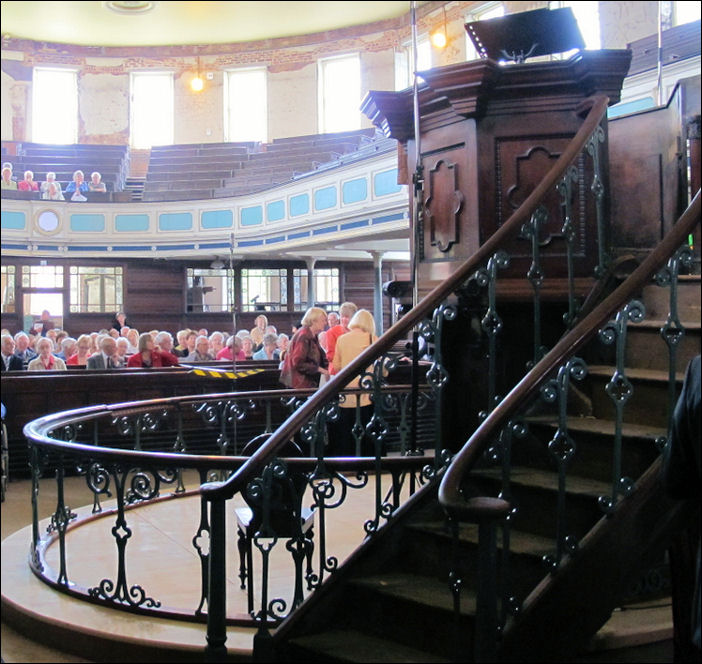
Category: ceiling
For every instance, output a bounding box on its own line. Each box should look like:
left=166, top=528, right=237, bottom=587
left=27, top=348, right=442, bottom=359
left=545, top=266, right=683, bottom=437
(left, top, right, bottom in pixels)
left=0, top=1, right=421, bottom=48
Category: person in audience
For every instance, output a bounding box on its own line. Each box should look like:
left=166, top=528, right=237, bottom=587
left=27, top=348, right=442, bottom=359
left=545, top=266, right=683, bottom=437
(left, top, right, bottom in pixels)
left=28, top=337, right=67, bottom=371
left=185, top=335, right=215, bottom=362
left=65, top=334, right=92, bottom=366
left=327, top=311, right=340, bottom=329
left=1, top=166, right=17, bottom=190
left=56, top=337, right=77, bottom=361
left=180, top=330, right=197, bottom=357
left=127, top=332, right=179, bottom=368
left=18, top=170, right=39, bottom=192
left=125, top=328, right=139, bottom=354
left=111, top=311, right=129, bottom=333
left=88, top=171, right=107, bottom=193
left=173, top=329, right=189, bottom=355
left=115, top=337, right=130, bottom=360
left=277, top=333, right=290, bottom=364
left=198, top=328, right=208, bottom=337
left=209, top=331, right=225, bottom=356
left=1, top=334, right=24, bottom=371
left=329, top=309, right=379, bottom=456
left=41, top=172, right=62, bottom=196
left=241, top=336, right=255, bottom=359
left=250, top=314, right=268, bottom=350
left=154, top=331, right=180, bottom=364
left=86, top=336, right=123, bottom=369
left=13, top=332, right=37, bottom=369
left=65, top=170, right=89, bottom=201
left=108, top=328, right=119, bottom=339
left=41, top=180, right=65, bottom=200
left=326, top=301, right=358, bottom=373
left=38, top=309, right=54, bottom=337
left=279, top=307, right=329, bottom=389
left=216, top=335, right=245, bottom=362
left=252, top=333, right=279, bottom=360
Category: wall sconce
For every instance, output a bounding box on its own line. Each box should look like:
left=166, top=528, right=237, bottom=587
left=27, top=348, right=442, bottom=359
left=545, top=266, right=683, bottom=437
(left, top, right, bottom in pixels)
left=431, top=6, right=448, bottom=49
left=191, top=56, right=204, bottom=92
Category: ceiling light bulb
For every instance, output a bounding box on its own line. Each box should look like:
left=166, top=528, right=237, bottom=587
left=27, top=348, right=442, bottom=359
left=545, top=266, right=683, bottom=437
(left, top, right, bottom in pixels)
left=431, top=30, right=447, bottom=49
left=191, top=75, right=204, bottom=92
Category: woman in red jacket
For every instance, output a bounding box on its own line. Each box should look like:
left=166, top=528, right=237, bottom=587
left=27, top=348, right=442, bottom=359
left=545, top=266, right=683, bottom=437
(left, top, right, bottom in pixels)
left=127, top=333, right=179, bottom=368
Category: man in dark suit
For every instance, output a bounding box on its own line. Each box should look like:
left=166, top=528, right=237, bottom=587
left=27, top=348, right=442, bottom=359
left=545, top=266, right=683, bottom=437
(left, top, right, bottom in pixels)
left=86, top=336, right=122, bottom=369
left=1, top=334, right=24, bottom=371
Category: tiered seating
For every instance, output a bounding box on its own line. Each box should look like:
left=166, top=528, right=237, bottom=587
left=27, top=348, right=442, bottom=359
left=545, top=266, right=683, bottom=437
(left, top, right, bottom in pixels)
left=9, top=142, right=129, bottom=193
left=141, top=129, right=385, bottom=202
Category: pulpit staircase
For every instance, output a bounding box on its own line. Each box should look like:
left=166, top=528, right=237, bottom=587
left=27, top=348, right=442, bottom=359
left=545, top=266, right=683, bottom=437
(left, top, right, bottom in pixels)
left=272, top=272, right=700, bottom=663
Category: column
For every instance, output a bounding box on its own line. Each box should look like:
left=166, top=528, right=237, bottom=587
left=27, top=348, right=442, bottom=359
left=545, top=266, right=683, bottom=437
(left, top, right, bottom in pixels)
left=306, top=258, right=316, bottom=309
left=368, top=251, right=384, bottom=335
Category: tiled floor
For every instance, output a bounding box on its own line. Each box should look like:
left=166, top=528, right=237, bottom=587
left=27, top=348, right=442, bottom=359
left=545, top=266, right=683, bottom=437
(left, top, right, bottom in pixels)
left=1, top=469, right=408, bottom=663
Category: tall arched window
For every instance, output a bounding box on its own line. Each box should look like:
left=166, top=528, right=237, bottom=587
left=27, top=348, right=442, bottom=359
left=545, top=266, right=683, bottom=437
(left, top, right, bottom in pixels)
left=318, top=54, right=361, bottom=133
left=130, top=71, right=174, bottom=149
left=32, top=67, right=78, bottom=144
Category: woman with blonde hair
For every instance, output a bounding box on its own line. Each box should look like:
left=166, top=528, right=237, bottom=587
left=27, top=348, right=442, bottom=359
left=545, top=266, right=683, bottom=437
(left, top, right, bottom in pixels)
left=66, top=334, right=92, bottom=366
left=328, top=309, right=378, bottom=456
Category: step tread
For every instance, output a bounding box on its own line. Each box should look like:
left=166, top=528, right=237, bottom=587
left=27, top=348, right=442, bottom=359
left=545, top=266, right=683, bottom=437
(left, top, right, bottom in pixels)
left=586, top=365, right=687, bottom=382
left=627, top=318, right=700, bottom=329
left=289, top=628, right=453, bottom=663
left=409, top=519, right=555, bottom=556
left=473, top=466, right=611, bottom=497
left=349, top=571, right=476, bottom=615
left=526, top=416, right=666, bottom=439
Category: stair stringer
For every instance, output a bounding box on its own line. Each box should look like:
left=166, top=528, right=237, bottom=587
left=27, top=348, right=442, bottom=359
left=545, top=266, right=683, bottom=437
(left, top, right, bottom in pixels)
left=498, top=456, right=695, bottom=662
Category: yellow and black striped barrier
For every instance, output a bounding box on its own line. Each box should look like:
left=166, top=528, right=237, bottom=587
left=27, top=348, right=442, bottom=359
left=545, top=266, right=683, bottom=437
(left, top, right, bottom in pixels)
left=184, top=365, right=265, bottom=380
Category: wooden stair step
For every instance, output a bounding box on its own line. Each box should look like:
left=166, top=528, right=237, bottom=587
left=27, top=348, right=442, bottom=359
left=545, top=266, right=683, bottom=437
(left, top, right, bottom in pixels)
left=349, top=571, right=476, bottom=615
left=526, top=416, right=666, bottom=440
left=586, top=365, right=686, bottom=383
left=473, top=466, right=611, bottom=498
left=287, top=628, right=452, bottom=663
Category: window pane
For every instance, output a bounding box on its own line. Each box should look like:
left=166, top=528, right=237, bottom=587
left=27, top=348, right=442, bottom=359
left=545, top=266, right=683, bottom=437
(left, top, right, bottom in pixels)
left=1, top=266, right=16, bottom=313
left=131, top=72, right=174, bottom=148
left=22, top=265, right=64, bottom=288
left=293, top=268, right=339, bottom=310
left=674, top=1, right=700, bottom=25
left=226, top=68, right=267, bottom=142
left=187, top=268, right=234, bottom=312
left=319, top=55, right=361, bottom=133
left=33, top=68, right=78, bottom=144
left=465, top=4, right=505, bottom=61
left=69, top=266, right=123, bottom=313
left=241, top=269, right=287, bottom=312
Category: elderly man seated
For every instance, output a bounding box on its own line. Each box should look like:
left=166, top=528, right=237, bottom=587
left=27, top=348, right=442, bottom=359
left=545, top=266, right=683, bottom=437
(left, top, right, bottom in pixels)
left=87, top=336, right=123, bottom=369
left=2, top=334, right=24, bottom=371
left=13, top=332, right=37, bottom=369
left=56, top=337, right=77, bottom=361
left=185, top=335, right=215, bottom=362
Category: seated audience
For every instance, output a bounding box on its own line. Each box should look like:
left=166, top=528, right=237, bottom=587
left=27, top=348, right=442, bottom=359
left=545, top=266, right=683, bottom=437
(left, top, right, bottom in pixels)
left=88, top=171, right=107, bottom=192
left=125, top=328, right=139, bottom=354
left=1, top=166, right=17, bottom=190
left=86, top=336, right=123, bottom=369
left=252, top=333, right=280, bottom=360
left=209, top=331, right=225, bottom=356
left=127, top=332, right=179, bottom=368
left=154, top=331, right=180, bottom=365
left=40, top=172, right=62, bottom=196
left=115, top=337, right=130, bottom=361
left=56, top=337, right=77, bottom=361
left=242, top=336, right=255, bottom=359
left=111, top=311, right=130, bottom=333
left=66, top=334, right=93, bottom=366
left=42, top=181, right=65, bottom=200
left=65, top=170, right=89, bottom=201
left=28, top=337, right=67, bottom=371
left=1, top=334, right=24, bottom=371
left=13, top=332, right=37, bottom=368
left=185, top=335, right=215, bottom=362
left=216, top=336, right=245, bottom=362
left=18, top=170, right=39, bottom=192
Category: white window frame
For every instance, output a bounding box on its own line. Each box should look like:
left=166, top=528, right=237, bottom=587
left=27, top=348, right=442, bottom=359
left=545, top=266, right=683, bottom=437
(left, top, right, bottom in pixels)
left=396, top=36, right=432, bottom=90
left=223, top=67, right=268, bottom=143
left=129, top=71, right=174, bottom=149
left=317, top=53, right=361, bottom=134
left=32, top=67, right=78, bottom=144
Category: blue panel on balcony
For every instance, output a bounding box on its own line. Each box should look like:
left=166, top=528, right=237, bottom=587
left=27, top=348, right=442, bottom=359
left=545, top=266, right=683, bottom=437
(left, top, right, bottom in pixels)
left=202, top=209, right=233, bottom=229
left=241, top=205, right=263, bottom=226
left=265, top=236, right=286, bottom=244
left=340, top=219, right=369, bottom=231
left=1, top=211, right=26, bottom=229
left=267, top=200, right=285, bottom=222
left=239, top=239, right=264, bottom=247
left=289, top=193, right=310, bottom=217
left=159, top=213, right=192, bottom=231
left=314, top=186, right=337, bottom=211
left=112, top=245, right=153, bottom=251
left=115, top=214, right=150, bottom=232
left=71, top=214, right=105, bottom=232
left=313, top=225, right=337, bottom=235
left=342, top=178, right=368, bottom=204
left=372, top=212, right=405, bottom=224
left=288, top=231, right=310, bottom=240
left=373, top=168, right=402, bottom=196
left=67, top=245, right=108, bottom=251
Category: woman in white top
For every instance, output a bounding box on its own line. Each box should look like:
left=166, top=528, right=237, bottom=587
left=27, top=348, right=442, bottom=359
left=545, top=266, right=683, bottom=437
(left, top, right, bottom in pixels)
left=28, top=337, right=67, bottom=371
left=328, top=309, right=379, bottom=457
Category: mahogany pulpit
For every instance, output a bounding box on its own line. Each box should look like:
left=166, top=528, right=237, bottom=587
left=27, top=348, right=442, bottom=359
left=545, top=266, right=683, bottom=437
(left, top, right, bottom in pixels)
left=361, top=50, right=632, bottom=297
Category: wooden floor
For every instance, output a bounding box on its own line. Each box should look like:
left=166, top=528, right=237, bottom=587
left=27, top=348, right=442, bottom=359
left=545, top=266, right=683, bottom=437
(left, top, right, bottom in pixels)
left=1, top=470, right=393, bottom=663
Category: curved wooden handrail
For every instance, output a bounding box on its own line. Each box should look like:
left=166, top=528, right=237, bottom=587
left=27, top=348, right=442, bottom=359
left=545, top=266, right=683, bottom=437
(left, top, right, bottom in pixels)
left=202, top=95, right=612, bottom=501
left=439, top=189, right=701, bottom=520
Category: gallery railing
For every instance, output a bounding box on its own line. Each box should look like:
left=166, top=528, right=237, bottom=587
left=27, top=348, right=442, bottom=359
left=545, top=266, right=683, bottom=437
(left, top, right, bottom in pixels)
left=22, top=385, right=433, bottom=625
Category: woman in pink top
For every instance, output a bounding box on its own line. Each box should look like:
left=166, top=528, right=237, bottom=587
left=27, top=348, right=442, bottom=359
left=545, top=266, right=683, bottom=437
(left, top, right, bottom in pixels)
left=216, top=336, right=246, bottom=361
left=18, top=170, right=39, bottom=192
left=66, top=335, right=92, bottom=366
